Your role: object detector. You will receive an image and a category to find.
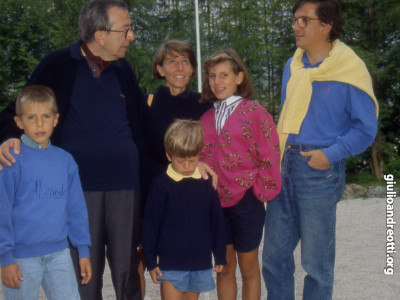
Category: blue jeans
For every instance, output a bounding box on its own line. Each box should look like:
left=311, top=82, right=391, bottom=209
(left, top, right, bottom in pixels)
left=262, top=144, right=345, bottom=300
left=2, top=248, right=80, bottom=300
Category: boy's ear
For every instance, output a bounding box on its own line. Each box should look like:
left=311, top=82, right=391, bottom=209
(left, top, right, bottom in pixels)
left=53, top=113, right=60, bottom=128
left=14, top=116, right=24, bottom=130
left=166, top=152, right=172, bottom=162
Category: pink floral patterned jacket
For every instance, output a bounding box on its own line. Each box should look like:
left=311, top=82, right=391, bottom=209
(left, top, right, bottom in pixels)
left=200, top=99, right=282, bottom=207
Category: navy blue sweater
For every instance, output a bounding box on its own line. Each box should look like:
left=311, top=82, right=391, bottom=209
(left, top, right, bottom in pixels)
left=142, top=173, right=226, bottom=271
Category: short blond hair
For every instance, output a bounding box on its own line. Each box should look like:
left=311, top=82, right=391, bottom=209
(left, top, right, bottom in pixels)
left=164, top=119, right=204, bottom=158
left=16, top=85, right=57, bottom=117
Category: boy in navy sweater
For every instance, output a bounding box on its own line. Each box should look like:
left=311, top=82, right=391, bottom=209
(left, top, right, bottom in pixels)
left=142, top=119, right=226, bottom=300
left=0, top=85, right=91, bottom=300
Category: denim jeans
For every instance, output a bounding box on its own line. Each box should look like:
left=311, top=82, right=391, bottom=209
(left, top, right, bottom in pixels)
left=262, top=144, right=345, bottom=300
left=2, top=248, right=80, bottom=300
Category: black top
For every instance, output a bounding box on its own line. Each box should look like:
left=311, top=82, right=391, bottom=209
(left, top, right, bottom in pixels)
left=144, top=85, right=211, bottom=172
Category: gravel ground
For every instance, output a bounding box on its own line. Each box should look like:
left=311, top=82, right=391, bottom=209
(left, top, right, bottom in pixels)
left=1, top=197, right=399, bottom=299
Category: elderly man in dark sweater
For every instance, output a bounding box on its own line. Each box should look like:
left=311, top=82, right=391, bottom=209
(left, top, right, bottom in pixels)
left=0, top=1, right=147, bottom=299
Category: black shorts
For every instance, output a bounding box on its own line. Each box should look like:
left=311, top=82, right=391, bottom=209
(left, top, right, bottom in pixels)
left=223, top=188, right=266, bottom=252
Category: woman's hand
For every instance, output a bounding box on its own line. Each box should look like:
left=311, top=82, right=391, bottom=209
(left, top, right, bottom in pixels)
left=197, top=161, right=218, bottom=189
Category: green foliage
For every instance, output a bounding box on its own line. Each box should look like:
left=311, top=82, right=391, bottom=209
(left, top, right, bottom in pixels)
left=0, top=0, right=83, bottom=107
left=0, top=0, right=52, bottom=105
left=345, top=170, right=386, bottom=187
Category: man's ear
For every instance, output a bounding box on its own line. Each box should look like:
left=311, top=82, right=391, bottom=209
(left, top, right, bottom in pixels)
left=94, top=30, right=106, bottom=46
left=322, top=23, right=333, bottom=38
left=14, top=116, right=24, bottom=130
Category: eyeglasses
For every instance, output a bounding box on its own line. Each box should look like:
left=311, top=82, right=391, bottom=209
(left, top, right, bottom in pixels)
left=106, top=24, right=134, bottom=39
left=289, top=16, right=320, bottom=28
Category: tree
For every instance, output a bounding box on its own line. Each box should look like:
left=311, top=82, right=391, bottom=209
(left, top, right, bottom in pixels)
left=341, top=0, right=400, bottom=179
left=0, top=0, right=84, bottom=109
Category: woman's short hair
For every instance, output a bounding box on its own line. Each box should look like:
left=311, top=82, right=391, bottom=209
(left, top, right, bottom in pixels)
left=164, top=119, right=204, bottom=158
left=79, top=0, right=128, bottom=43
left=152, top=40, right=197, bottom=79
left=292, top=0, right=342, bottom=42
left=16, top=85, right=58, bottom=117
left=201, top=49, right=253, bottom=103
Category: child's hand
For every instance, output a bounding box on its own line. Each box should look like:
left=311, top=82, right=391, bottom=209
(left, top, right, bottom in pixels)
left=214, top=265, right=224, bottom=273
left=1, top=263, right=23, bottom=289
left=79, top=257, right=92, bottom=285
left=149, top=267, right=162, bottom=284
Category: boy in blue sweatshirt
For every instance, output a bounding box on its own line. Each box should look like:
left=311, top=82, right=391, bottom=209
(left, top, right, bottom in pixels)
left=142, top=119, right=226, bottom=300
left=0, top=85, right=91, bottom=300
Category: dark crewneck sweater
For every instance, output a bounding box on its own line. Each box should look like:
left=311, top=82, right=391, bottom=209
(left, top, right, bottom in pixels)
left=142, top=173, right=226, bottom=271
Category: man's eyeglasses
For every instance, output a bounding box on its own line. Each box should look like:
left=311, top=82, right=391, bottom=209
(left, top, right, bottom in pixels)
left=106, top=24, right=134, bottom=39
left=289, top=16, right=320, bottom=28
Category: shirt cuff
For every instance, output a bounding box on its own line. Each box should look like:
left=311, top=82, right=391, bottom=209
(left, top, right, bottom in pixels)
left=77, top=246, right=90, bottom=258
left=322, top=144, right=346, bottom=164
left=0, top=251, right=16, bottom=267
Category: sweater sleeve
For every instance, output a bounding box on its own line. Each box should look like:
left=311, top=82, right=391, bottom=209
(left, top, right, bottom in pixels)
left=0, top=155, right=20, bottom=267
left=66, top=155, right=91, bottom=258
left=322, top=87, right=378, bottom=163
left=142, top=178, right=167, bottom=271
left=253, top=107, right=282, bottom=201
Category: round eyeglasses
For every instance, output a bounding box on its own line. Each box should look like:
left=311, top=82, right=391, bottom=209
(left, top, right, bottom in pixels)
left=289, top=16, right=320, bottom=28
left=106, top=24, right=134, bottom=39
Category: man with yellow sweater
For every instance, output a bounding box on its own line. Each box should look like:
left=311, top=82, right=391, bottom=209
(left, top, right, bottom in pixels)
left=262, top=0, right=378, bottom=299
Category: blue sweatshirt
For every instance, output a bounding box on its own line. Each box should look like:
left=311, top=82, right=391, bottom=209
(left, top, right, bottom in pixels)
left=142, top=173, right=226, bottom=271
left=0, top=135, right=91, bottom=267
left=282, top=53, right=378, bottom=163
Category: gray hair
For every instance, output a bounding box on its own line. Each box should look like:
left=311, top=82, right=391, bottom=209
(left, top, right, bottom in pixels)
left=79, top=0, right=128, bottom=43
